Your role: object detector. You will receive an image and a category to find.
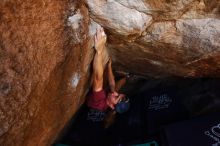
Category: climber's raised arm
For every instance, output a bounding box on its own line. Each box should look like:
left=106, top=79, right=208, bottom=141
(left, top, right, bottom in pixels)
left=107, top=58, right=116, bottom=93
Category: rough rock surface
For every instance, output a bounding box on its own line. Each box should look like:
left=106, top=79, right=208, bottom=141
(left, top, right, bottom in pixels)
left=86, top=0, right=220, bottom=77
left=0, top=0, right=220, bottom=146
left=0, top=1, right=98, bottom=146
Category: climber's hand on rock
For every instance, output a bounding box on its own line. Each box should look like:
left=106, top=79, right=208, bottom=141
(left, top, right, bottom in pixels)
left=94, top=26, right=106, bottom=53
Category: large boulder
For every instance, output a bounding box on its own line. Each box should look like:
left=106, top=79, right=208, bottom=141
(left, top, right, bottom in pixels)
left=0, top=1, right=97, bottom=145
left=86, top=0, right=220, bottom=77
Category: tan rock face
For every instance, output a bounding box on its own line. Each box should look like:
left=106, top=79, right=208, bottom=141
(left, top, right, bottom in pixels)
left=86, top=0, right=220, bottom=77
left=86, top=0, right=152, bottom=36
left=0, top=0, right=220, bottom=146
left=0, top=1, right=95, bottom=146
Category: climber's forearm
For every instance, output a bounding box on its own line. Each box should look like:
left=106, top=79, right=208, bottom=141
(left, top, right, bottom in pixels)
left=115, top=77, right=126, bottom=92
left=109, top=83, right=116, bottom=93
left=107, top=60, right=116, bottom=92
left=108, top=71, right=116, bottom=92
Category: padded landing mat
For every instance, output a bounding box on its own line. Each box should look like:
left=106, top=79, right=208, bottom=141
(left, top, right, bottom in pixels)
left=163, top=112, right=220, bottom=146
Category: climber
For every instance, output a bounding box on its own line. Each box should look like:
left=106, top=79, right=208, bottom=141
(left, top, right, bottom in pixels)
left=86, top=26, right=129, bottom=122
left=67, top=27, right=129, bottom=145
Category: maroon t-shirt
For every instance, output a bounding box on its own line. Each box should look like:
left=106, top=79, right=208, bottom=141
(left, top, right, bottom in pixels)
left=87, top=89, right=109, bottom=111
